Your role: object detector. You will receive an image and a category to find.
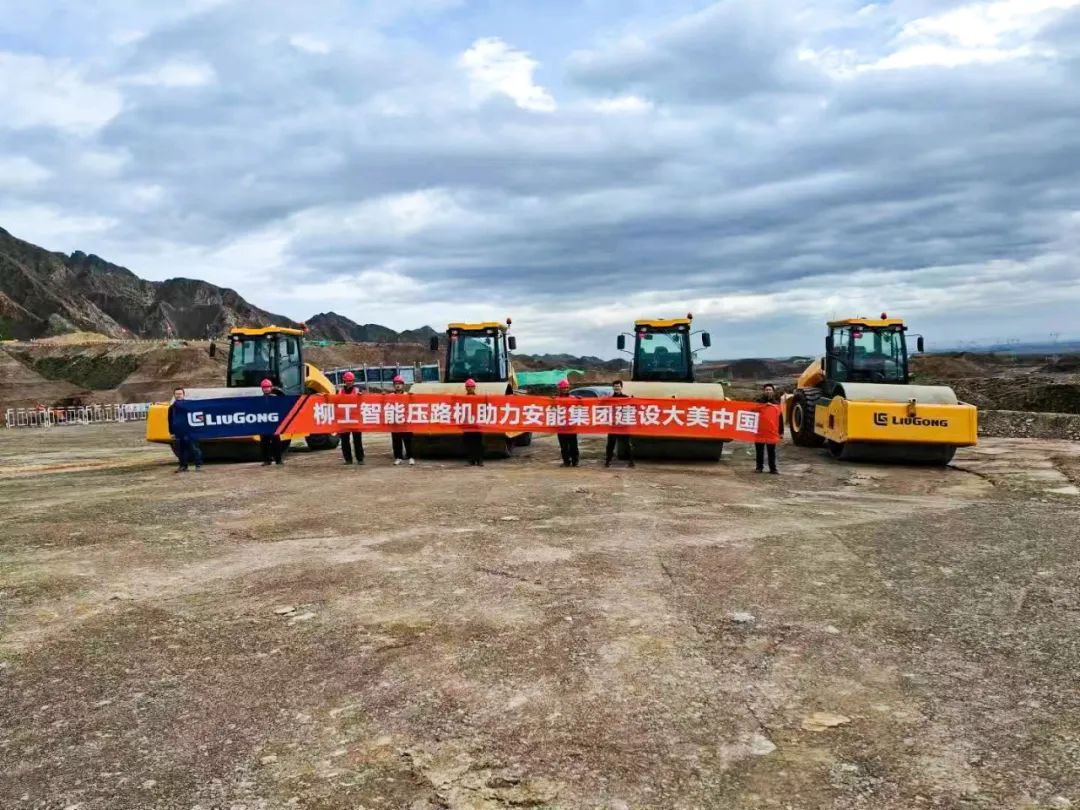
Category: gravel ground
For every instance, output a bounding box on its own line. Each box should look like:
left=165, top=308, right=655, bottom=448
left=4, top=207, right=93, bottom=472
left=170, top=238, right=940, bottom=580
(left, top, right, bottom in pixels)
left=1, top=424, right=1078, bottom=810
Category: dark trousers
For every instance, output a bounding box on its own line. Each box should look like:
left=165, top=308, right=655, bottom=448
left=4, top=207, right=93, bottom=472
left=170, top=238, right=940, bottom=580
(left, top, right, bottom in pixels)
left=557, top=433, right=579, bottom=466
left=173, top=437, right=203, bottom=469
left=340, top=431, right=364, bottom=463
left=464, top=432, right=484, bottom=465
left=605, top=434, right=633, bottom=464
left=260, top=434, right=284, bottom=465
left=755, top=442, right=777, bottom=472
left=392, top=432, right=413, bottom=460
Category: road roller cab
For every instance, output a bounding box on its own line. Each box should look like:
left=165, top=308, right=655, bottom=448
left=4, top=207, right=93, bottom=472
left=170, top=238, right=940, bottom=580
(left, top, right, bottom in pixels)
left=612, top=314, right=728, bottom=461
left=786, top=316, right=978, bottom=464
left=408, top=319, right=531, bottom=458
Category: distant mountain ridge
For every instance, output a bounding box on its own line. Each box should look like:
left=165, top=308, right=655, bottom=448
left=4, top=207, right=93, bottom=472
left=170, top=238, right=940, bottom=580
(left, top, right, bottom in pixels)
left=0, top=226, right=434, bottom=344
left=304, top=312, right=438, bottom=344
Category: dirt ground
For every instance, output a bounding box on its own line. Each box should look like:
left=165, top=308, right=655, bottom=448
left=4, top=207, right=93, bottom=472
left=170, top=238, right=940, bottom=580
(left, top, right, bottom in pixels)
left=1, top=425, right=1079, bottom=810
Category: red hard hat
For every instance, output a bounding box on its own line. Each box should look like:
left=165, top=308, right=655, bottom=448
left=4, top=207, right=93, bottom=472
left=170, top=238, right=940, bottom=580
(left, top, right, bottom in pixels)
left=393, top=375, right=404, bottom=384
left=343, top=371, right=355, bottom=383
left=465, top=378, right=476, bottom=387
left=557, top=379, right=570, bottom=389
left=260, top=378, right=272, bottom=388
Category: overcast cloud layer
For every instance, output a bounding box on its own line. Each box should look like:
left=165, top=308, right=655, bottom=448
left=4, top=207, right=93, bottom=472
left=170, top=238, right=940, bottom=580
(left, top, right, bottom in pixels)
left=1, top=0, right=1078, bottom=357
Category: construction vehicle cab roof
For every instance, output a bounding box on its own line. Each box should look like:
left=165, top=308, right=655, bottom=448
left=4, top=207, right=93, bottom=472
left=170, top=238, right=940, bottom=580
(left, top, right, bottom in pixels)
left=447, top=322, right=508, bottom=332
left=230, top=326, right=306, bottom=337
left=635, top=317, right=692, bottom=329
left=827, top=317, right=905, bottom=329
left=825, top=317, right=902, bottom=330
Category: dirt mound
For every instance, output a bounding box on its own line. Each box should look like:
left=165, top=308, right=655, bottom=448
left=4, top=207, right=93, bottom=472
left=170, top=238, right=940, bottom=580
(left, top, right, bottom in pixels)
left=949, top=377, right=1080, bottom=413
left=33, top=331, right=114, bottom=345
left=911, top=353, right=990, bottom=379
left=116, top=344, right=227, bottom=402
left=1041, top=354, right=1080, bottom=374
left=0, top=351, right=86, bottom=410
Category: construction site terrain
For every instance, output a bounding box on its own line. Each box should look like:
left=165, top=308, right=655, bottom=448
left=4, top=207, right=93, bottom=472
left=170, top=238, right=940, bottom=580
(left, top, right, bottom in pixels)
left=2, top=425, right=1079, bottom=809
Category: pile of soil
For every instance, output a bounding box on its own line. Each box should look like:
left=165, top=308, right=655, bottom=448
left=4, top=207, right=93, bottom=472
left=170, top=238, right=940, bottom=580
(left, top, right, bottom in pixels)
left=979, top=409, right=1080, bottom=441
left=1041, top=354, right=1080, bottom=374
left=0, top=351, right=84, bottom=410
left=948, top=377, right=1080, bottom=414
left=33, top=331, right=114, bottom=345
left=911, top=353, right=992, bottom=379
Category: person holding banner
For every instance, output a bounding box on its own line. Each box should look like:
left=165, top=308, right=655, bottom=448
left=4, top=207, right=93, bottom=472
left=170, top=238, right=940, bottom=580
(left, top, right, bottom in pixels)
left=604, top=379, right=635, bottom=468
left=168, top=386, right=203, bottom=472
left=463, top=378, right=484, bottom=466
left=337, top=371, right=365, bottom=465
left=755, top=383, right=783, bottom=474
left=390, top=375, right=415, bottom=465
left=259, top=378, right=286, bottom=466
left=555, top=379, right=579, bottom=467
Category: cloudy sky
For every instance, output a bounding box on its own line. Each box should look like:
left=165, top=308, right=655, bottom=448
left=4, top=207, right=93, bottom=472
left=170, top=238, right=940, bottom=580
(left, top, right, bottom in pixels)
left=1, top=0, right=1078, bottom=357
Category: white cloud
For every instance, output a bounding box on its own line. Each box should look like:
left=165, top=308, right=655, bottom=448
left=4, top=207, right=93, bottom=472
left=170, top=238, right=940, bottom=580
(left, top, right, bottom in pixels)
left=289, top=34, right=331, bottom=55
left=124, top=59, right=216, bottom=88
left=0, top=205, right=116, bottom=250
left=459, top=37, right=557, bottom=112
left=76, top=150, right=130, bottom=177
left=807, top=0, right=1080, bottom=74
left=591, top=95, right=654, bottom=114
left=0, top=156, right=51, bottom=188
left=0, top=52, right=122, bottom=134
left=899, top=0, right=1080, bottom=49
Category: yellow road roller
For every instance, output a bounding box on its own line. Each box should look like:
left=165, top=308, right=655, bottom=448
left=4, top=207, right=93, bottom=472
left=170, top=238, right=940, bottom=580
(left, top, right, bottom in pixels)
left=408, top=319, right=531, bottom=458
left=145, top=326, right=340, bottom=460
left=785, top=315, right=977, bottom=464
left=614, top=314, right=728, bottom=460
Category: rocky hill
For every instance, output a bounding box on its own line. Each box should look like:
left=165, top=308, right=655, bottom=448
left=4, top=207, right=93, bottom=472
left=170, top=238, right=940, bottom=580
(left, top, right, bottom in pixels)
left=305, top=312, right=438, bottom=345
left=0, top=227, right=435, bottom=343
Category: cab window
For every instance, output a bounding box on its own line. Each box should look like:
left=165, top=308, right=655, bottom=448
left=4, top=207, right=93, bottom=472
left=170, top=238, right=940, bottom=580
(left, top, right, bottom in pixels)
left=278, top=335, right=303, bottom=393
left=828, top=327, right=851, bottom=382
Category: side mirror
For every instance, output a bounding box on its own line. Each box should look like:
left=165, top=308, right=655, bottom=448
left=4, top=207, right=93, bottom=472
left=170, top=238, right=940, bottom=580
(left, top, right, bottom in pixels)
left=616, top=335, right=626, bottom=351
left=429, top=336, right=439, bottom=351
left=917, top=336, right=925, bottom=353
left=507, top=336, right=517, bottom=351
left=825, top=335, right=834, bottom=353
left=701, top=332, right=712, bottom=349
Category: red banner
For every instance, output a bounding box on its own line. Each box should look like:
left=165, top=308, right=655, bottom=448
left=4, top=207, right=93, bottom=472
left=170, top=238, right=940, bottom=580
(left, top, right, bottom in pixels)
left=278, top=394, right=767, bottom=442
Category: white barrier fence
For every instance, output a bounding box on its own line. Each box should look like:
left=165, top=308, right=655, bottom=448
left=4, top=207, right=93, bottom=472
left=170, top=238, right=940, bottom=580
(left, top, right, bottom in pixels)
left=4, top=403, right=152, bottom=429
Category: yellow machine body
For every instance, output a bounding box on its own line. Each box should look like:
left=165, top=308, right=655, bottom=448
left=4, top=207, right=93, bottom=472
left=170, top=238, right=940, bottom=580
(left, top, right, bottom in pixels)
left=815, top=391, right=978, bottom=447
left=787, top=317, right=978, bottom=464
left=408, top=320, right=529, bottom=457
left=618, top=315, right=726, bottom=460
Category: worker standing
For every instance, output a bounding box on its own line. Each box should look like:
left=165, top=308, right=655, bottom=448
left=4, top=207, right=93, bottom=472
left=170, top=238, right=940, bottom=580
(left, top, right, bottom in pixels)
left=604, top=379, right=635, bottom=468
left=168, top=386, right=203, bottom=472
left=390, top=374, right=415, bottom=465
left=555, top=379, right=579, bottom=467
left=259, top=378, right=286, bottom=466
left=463, top=378, right=484, bottom=467
left=338, top=371, right=364, bottom=465
left=755, top=383, right=783, bottom=474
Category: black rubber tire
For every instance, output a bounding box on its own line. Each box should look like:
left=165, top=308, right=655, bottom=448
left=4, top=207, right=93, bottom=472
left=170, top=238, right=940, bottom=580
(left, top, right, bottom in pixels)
left=304, top=433, right=340, bottom=451
left=790, top=390, right=826, bottom=448
left=514, top=433, right=533, bottom=447
left=830, top=441, right=957, bottom=466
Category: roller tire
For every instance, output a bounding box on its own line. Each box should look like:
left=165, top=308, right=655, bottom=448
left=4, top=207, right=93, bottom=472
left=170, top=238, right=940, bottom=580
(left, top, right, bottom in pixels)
left=790, top=390, right=826, bottom=448
left=304, top=433, right=340, bottom=451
